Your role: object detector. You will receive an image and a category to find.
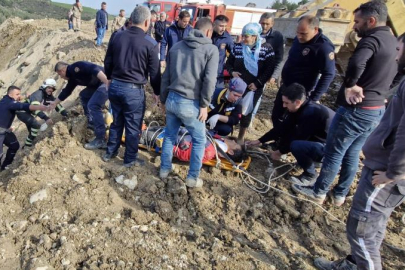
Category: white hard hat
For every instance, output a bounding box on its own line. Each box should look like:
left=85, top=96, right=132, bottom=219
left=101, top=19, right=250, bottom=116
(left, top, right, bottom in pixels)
left=42, top=78, right=57, bottom=89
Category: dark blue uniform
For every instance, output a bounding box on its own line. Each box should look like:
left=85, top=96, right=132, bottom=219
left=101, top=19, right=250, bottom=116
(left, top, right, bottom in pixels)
left=208, top=88, right=242, bottom=136
left=104, top=26, right=161, bottom=165
left=58, top=61, right=108, bottom=140
left=212, top=31, right=234, bottom=89
left=262, top=28, right=284, bottom=80
left=0, top=95, right=30, bottom=170
left=260, top=100, right=335, bottom=177
left=160, top=23, right=193, bottom=61
left=272, top=29, right=335, bottom=127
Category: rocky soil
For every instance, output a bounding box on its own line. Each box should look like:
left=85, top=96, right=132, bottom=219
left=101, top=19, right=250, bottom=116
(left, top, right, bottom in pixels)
left=0, top=18, right=404, bottom=270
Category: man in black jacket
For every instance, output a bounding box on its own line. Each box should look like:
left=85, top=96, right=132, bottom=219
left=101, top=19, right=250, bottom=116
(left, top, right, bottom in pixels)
left=293, top=1, right=398, bottom=207
left=154, top=12, right=169, bottom=43
left=247, top=83, right=335, bottom=185
left=314, top=32, right=405, bottom=270
left=260, top=12, right=284, bottom=84
left=103, top=6, right=161, bottom=168
left=0, top=86, right=48, bottom=171
left=272, top=15, right=335, bottom=129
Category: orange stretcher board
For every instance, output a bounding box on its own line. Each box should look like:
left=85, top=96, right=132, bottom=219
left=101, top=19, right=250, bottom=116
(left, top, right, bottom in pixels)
left=138, top=144, right=252, bottom=172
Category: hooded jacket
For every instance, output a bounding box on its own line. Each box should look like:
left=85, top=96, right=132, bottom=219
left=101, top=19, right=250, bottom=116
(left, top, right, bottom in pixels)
left=160, top=22, right=193, bottom=61
left=362, top=81, right=405, bottom=181
left=160, top=29, right=219, bottom=108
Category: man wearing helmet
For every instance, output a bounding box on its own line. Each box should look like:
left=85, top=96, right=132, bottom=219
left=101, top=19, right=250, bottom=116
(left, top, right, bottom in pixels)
left=16, top=79, right=68, bottom=147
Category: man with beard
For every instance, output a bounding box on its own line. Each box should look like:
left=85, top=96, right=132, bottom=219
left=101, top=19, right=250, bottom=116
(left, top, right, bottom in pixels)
left=293, top=1, right=398, bottom=207
left=160, top=10, right=193, bottom=69
left=313, top=32, right=405, bottom=270
left=211, top=15, right=234, bottom=89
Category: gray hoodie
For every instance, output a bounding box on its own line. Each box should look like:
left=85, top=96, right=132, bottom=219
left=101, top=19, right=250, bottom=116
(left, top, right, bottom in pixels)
left=362, top=80, right=405, bottom=182
left=160, top=29, right=219, bottom=108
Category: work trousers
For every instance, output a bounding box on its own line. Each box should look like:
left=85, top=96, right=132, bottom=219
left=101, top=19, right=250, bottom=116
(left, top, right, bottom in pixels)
left=347, top=166, right=405, bottom=270
left=16, top=112, right=41, bottom=147
left=72, top=16, right=81, bottom=30
left=79, top=85, right=108, bottom=140
left=0, top=132, right=20, bottom=170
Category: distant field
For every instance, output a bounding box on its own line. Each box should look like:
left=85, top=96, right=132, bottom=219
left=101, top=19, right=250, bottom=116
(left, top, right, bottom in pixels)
left=0, top=0, right=98, bottom=24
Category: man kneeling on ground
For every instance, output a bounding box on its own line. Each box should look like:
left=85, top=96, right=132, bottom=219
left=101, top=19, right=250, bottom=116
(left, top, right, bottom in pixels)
left=246, top=83, right=335, bottom=185
left=207, top=77, right=247, bottom=136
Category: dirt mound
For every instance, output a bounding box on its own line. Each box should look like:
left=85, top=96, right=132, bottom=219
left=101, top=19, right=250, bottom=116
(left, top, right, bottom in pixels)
left=0, top=18, right=405, bottom=270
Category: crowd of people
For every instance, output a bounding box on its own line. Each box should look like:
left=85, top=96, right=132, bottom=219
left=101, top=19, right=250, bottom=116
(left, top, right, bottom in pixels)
left=1, top=1, right=405, bottom=269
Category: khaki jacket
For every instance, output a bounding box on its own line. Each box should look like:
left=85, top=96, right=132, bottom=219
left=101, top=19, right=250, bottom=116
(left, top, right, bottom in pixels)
left=112, top=16, right=126, bottom=32
left=72, top=3, right=83, bottom=18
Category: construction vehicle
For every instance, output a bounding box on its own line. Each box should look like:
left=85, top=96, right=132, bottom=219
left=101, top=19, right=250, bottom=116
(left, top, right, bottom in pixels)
left=273, top=0, right=405, bottom=73
left=181, top=0, right=276, bottom=38
left=142, top=1, right=183, bottom=23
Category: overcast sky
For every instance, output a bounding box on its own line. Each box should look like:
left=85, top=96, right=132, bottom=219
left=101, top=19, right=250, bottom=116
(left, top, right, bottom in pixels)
left=55, top=0, right=272, bottom=15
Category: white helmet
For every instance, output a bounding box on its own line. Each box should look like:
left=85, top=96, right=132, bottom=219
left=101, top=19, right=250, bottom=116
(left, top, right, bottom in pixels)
left=42, top=78, right=57, bottom=89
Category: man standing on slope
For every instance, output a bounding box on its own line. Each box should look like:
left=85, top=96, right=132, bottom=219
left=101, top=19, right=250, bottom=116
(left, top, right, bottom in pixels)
left=72, top=0, right=83, bottom=32
left=160, top=18, right=219, bottom=188
left=96, top=2, right=109, bottom=47
left=314, top=32, right=405, bottom=270
left=293, top=1, right=398, bottom=207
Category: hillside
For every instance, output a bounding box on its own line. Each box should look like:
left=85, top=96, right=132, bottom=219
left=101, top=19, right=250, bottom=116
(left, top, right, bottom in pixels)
left=0, top=0, right=97, bottom=24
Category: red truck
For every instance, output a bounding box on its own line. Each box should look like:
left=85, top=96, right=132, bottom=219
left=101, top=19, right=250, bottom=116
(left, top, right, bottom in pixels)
left=181, top=2, right=276, bottom=38
left=142, top=1, right=183, bottom=23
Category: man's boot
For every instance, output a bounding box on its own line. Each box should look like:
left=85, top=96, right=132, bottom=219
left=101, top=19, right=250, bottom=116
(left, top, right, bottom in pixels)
left=237, top=127, right=247, bottom=144
left=84, top=138, right=107, bottom=150
left=314, top=256, right=357, bottom=270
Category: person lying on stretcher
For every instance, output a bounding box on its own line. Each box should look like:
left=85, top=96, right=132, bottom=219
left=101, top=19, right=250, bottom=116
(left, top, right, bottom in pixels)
left=139, top=126, right=247, bottom=163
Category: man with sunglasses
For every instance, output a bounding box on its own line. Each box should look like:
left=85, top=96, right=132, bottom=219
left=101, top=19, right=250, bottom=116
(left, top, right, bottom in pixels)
left=17, top=79, right=68, bottom=147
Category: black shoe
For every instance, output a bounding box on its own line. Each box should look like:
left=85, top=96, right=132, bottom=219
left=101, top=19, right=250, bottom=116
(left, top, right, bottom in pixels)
left=84, top=138, right=107, bottom=150
left=102, top=152, right=118, bottom=162
left=123, top=158, right=145, bottom=168
left=290, top=172, right=317, bottom=186
left=87, top=124, right=95, bottom=131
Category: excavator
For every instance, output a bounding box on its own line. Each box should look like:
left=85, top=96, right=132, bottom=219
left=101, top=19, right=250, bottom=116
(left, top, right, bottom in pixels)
left=273, top=0, right=405, bottom=73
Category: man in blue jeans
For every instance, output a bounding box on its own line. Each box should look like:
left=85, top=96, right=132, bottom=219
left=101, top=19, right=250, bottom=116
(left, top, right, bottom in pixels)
left=103, top=6, right=160, bottom=167
left=96, top=2, right=108, bottom=47
left=314, top=32, right=405, bottom=270
left=51, top=61, right=109, bottom=149
left=293, top=1, right=398, bottom=207
left=246, top=83, right=334, bottom=185
left=160, top=18, right=219, bottom=188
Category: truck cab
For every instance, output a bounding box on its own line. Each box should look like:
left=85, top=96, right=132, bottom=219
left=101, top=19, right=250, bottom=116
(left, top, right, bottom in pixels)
left=143, top=1, right=182, bottom=23
left=181, top=4, right=226, bottom=27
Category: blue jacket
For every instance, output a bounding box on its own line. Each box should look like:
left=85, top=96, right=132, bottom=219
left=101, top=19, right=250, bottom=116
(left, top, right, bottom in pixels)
left=58, top=61, right=104, bottom=101
left=160, top=22, right=193, bottom=61
left=0, top=95, right=30, bottom=130
left=281, top=29, right=335, bottom=101
left=259, top=100, right=335, bottom=154
left=212, top=31, right=234, bottom=78
left=96, top=9, right=108, bottom=29
left=105, top=26, right=161, bottom=95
